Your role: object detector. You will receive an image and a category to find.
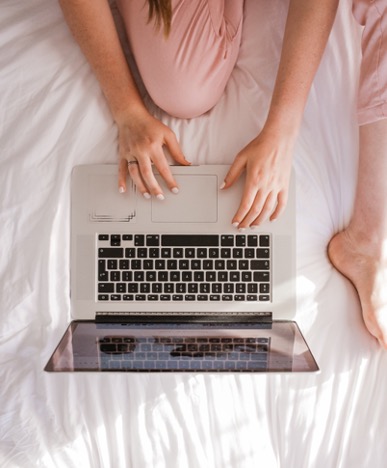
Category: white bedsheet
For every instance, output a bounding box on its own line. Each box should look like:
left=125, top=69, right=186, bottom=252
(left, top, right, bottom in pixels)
left=1, top=0, right=387, bottom=467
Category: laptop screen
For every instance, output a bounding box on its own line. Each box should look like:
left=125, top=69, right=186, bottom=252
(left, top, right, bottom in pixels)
left=45, top=320, right=318, bottom=373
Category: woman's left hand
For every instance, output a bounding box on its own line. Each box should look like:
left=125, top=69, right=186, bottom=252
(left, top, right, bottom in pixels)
left=221, top=127, right=295, bottom=229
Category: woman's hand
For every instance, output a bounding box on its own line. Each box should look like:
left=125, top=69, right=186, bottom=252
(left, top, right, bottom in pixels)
left=221, top=127, right=295, bottom=229
left=117, top=108, right=190, bottom=199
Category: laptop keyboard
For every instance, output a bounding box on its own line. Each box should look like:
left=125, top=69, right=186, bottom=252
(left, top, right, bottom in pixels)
left=97, top=234, right=271, bottom=303
left=98, top=335, right=270, bottom=371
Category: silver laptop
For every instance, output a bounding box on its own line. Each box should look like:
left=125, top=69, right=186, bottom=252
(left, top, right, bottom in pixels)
left=45, top=164, right=318, bottom=372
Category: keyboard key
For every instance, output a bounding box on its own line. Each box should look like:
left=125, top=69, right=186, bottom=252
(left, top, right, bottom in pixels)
left=98, top=248, right=123, bottom=258
left=146, top=234, right=159, bottom=246
left=179, top=259, right=190, bottom=270
left=221, top=235, right=234, bottom=246
left=161, top=248, right=172, bottom=258
left=162, top=235, right=219, bottom=246
left=170, top=271, right=180, bottom=282
left=176, top=283, right=186, bottom=293
left=236, top=235, right=246, bottom=247
left=197, top=248, right=207, bottom=258
left=107, top=259, right=118, bottom=270
left=182, top=271, right=192, bottom=282
left=221, top=248, right=231, bottom=258
left=188, top=283, right=198, bottom=293
left=134, top=271, right=144, bottom=282
left=98, top=234, right=109, bottom=241
left=247, top=235, right=258, bottom=247
left=152, top=283, right=162, bottom=293
left=256, top=248, right=270, bottom=258
left=260, top=283, right=270, bottom=294
left=173, top=248, right=184, bottom=258
left=125, top=248, right=136, bottom=258
left=260, top=235, right=270, bottom=247
left=155, top=260, right=166, bottom=270
left=134, top=235, right=145, bottom=246
left=127, top=284, right=138, bottom=293
left=110, top=271, right=120, bottom=282
left=210, top=295, right=220, bottom=301
left=185, top=295, right=196, bottom=301
left=209, top=248, right=219, bottom=258
left=185, top=248, right=195, bottom=258
left=149, top=248, right=159, bottom=258
left=119, top=259, right=129, bottom=269
left=98, top=283, right=114, bottom=293
left=253, top=272, right=270, bottom=282
left=251, top=260, right=270, bottom=270
left=230, top=272, right=240, bottom=282
left=110, top=235, right=121, bottom=246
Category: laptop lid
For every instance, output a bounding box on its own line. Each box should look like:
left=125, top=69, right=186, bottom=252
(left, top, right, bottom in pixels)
left=45, top=317, right=319, bottom=373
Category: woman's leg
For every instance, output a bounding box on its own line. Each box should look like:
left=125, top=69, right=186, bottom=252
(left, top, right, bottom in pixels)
left=328, top=0, right=387, bottom=347
left=116, top=0, right=244, bottom=118
left=328, top=120, right=387, bottom=347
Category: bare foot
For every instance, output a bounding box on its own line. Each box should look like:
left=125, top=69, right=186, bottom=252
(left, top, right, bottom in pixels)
left=328, top=230, right=387, bottom=348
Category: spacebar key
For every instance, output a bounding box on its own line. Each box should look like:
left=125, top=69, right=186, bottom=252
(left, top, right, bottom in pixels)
left=161, top=235, right=219, bottom=246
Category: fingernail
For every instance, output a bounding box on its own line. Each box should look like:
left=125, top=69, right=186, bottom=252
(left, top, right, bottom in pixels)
left=119, top=186, right=125, bottom=194
left=232, top=222, right=239, bottom=228
left=219, top=182, right=226, bottom=190
left=171, top=187, right=179, bottom=194
left=143, top=192, right=151, bottom=199
left=250, top=225, right=259, bottom=230
left=156, top=194, right=165, bottom=201
left=238, top=227, right=246, bottom=232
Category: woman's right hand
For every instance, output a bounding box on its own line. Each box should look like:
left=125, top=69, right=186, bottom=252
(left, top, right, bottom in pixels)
left=117, top=108, right=191, bottom=199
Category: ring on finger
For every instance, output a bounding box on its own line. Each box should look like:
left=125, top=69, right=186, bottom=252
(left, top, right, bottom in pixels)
left=127, top=159, right=139, bottom=167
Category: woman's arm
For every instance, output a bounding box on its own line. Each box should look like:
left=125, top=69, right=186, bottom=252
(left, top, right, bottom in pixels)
left=59, top=0, right=189, bottom=198
left=223, top=0, right=340, bottom=228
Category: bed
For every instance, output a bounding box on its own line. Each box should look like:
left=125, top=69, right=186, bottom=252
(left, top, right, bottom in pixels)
left=2, top=0, right=387, bottom=467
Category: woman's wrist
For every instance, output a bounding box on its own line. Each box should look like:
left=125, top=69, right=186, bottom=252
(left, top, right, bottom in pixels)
left=112, top=100, right=150, bottom=127
left=263, top=105, right=302, bottom=143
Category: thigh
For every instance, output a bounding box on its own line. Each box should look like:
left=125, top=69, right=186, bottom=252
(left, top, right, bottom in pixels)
left=353, top=0, right=387, bottom=125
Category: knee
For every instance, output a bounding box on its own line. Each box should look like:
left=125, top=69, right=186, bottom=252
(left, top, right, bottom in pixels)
left=146, top=80, right=224, bottom=119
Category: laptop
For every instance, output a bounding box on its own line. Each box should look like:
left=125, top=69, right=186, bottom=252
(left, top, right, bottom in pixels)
left=45, top=164, right=318, bottom=372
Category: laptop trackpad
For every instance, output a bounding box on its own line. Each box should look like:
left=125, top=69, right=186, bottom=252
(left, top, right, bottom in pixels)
left=151, top=175, right=218, bottom=223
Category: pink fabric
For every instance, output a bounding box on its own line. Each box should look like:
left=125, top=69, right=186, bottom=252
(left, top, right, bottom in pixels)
left=116, top=0, right=244, bottom=119
left=353, top=0, right=387, bottom=125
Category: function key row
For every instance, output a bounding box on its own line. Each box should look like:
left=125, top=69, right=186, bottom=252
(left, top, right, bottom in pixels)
left=98, top=234, right=270, bottom=248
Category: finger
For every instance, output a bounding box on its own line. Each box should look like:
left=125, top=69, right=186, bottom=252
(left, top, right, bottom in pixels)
left=127, top=161, right=151, bottom=199
left=118, top=159, right=128, bottom=193
left=231, top=174, right=260, bottom=227
left=221, top=155, right=245, bottom=190
left=250, top=191, right=277, bottom=227
left=164, top=131, right=191, bottom=166
left=237, top=190, right=268, bottom=229
left=152, top=153, right=180, bottom=194
left=270, top=191, right=288, bottom=221
left=137, top=155, right=165, bottom=199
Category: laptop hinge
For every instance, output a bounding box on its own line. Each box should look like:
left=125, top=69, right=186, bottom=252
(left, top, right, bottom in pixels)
left=95, top=312, right=273, bottom=324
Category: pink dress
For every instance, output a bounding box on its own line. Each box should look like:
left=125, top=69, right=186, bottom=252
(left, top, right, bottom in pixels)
left=117, top=1, right=387, bottom=125
left=353, top=0, right=387, bottom=125
left=116, top=0, right=244, bottom=119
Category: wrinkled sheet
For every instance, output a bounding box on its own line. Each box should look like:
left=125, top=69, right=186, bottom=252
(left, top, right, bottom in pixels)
left=1, top=1, right=387, bottom=467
